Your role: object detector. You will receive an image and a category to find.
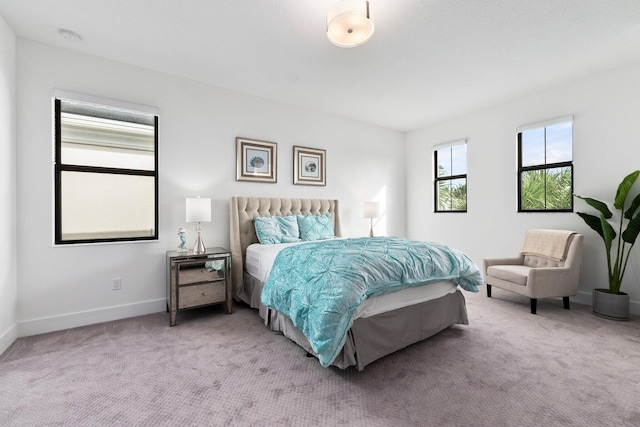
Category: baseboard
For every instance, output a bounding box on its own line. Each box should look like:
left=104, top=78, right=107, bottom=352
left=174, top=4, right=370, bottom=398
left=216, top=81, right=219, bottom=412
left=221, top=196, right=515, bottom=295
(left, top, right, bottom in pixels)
left=574, top=290, right=640, bottom=316
left=0, top=323, right=18, bottom=355
left=632, top=300, right=640, bottom=316
left=18, top=298, right=166, bottom=338
left=573, top=291, right=593, bottom=309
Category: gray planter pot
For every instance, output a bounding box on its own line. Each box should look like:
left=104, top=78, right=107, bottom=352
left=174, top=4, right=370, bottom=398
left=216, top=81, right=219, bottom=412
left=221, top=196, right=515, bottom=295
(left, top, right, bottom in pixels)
left=592, top=288, right=630, bottom=321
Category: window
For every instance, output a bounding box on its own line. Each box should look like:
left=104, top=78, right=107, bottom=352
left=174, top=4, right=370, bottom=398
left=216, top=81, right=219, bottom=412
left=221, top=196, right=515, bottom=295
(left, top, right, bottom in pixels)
left=54, top=92, right=158, bottom=244
left=434, top=140, right=467, bottom=212
left=518, top=117, right=573, bottom=212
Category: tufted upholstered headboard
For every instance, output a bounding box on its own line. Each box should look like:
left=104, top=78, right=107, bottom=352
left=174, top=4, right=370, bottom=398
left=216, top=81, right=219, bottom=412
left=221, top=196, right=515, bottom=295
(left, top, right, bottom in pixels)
left=229, top=197, right=341, bottom=299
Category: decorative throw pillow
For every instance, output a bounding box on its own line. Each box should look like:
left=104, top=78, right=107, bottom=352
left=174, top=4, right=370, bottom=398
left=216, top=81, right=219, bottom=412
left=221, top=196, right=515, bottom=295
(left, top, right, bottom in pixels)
left=297, top=213, right=335, bottom=241
left=254, top=215, right=301, bottom=244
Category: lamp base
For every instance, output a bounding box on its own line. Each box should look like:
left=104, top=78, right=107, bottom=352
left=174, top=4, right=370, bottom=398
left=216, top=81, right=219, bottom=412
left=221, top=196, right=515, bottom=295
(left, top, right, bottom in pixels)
left=193, top=230, right=206, bottom=254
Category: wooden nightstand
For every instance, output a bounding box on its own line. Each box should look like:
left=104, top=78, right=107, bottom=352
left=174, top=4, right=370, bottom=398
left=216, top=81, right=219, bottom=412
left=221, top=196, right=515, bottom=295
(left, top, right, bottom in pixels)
left=166, top=247, right=232, bottom=327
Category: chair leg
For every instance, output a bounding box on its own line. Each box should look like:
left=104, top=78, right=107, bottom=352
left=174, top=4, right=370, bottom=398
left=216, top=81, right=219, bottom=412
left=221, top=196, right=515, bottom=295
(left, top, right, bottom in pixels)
left=487, top=284, right=492, bottom=298
left=563, top=297, right=570, bottom=310
left=530, top=298, right=537, bottom=314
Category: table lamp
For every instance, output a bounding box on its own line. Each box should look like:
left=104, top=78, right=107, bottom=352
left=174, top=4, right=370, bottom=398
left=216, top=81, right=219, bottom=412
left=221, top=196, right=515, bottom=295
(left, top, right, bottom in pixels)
left=363, top=201, right=380, bottom=237
left=186, top=197, right=211, bottom=254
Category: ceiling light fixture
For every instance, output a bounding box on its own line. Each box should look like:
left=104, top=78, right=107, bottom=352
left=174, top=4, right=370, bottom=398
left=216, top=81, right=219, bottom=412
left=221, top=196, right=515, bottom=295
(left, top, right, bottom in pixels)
left=57, top=28, right=82, bottom=43
left=326, top=0, right=374, bottom=48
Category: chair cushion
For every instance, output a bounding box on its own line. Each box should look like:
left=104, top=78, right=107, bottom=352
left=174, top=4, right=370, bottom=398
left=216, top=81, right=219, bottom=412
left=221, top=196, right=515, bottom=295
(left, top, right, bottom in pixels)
left=486, top=265, right=531, bottom=286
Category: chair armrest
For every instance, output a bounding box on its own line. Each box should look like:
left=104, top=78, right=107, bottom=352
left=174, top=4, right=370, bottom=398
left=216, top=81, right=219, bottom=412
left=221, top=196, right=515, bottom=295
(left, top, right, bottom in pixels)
left=528, top=266, right=571, bottom=281
left=528, top=267, right=578, bottom=298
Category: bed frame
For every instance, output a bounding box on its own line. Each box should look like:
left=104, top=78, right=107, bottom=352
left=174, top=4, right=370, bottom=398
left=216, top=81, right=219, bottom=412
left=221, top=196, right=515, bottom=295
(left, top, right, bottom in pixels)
left=229, top=196, right=468, bottom=370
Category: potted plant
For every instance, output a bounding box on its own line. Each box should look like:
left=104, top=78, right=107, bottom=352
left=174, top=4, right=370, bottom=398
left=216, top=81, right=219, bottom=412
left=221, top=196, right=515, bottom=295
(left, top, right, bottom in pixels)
left=574, top=170, right=640, bottom=321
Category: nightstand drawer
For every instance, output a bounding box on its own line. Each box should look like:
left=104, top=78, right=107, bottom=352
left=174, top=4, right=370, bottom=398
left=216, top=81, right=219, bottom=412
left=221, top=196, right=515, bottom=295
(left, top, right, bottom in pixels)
left=178, top=282, right=226, bottom=309
left=178, top=264, right=225, bottom=285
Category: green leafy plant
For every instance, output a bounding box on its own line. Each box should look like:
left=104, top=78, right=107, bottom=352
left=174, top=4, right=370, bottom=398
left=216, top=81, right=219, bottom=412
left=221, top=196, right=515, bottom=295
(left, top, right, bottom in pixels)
left=521, top=167, right=572, bottom=210
left=574, top=170, right=640, bottom=294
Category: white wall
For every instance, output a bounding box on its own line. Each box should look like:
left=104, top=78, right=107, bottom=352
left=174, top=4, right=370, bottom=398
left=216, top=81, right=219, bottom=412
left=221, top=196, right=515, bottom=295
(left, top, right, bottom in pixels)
left=0, top=15, right=17, bottom=353
left=406, top=60, right=640, bottom=315
left=14, top=39, right=405, bottom=337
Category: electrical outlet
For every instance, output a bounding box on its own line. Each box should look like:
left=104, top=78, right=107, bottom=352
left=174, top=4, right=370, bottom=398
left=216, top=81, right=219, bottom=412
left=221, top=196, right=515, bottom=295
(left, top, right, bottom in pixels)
left=112, top=278, right=122, bottom=290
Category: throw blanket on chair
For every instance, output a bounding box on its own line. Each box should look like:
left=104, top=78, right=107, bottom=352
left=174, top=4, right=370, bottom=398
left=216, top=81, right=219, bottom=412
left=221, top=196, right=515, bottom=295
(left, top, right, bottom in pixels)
left=520, top=229, right=576, bottom=261
left=261, top=236, right=482, bottom=367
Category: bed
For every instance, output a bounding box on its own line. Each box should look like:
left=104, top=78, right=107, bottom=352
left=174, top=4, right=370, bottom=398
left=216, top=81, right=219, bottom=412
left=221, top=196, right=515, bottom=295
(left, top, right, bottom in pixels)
left=229, top=196, right=481, bottom=370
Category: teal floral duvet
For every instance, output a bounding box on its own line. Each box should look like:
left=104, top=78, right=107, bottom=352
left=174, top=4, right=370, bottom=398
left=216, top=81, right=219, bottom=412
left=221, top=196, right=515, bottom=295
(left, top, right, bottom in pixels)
left=260, top=236, right=482, bottom=367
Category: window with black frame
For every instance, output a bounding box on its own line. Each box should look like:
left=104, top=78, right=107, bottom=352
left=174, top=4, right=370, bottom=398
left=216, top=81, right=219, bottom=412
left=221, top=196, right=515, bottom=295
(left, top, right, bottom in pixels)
left=518, top=117, right=573, bottom=212
left=434, top=141, right=467, bottom=212
left=54, top=94, right=158, bottom=244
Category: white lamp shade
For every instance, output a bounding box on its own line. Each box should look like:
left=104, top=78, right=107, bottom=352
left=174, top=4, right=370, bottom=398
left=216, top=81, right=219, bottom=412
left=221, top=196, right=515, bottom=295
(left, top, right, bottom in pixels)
left=186, top=197, right=211, bottom=222
left=363, top=201, right=380, bottom=219
left=327, top=0, right=374, bottom=48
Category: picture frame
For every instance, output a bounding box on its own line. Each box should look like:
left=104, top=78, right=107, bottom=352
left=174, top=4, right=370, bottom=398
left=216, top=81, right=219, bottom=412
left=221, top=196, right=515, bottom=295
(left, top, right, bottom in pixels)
left=236, top=137, right=277, bottom=183
left=293, top=146, right=326, bottom=186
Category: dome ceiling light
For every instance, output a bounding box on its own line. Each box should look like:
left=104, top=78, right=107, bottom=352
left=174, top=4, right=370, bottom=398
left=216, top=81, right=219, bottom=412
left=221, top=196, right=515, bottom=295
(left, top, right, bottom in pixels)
left=326, top=0, right=374, bottom=48
left=57, top=28, right=82, bottom=43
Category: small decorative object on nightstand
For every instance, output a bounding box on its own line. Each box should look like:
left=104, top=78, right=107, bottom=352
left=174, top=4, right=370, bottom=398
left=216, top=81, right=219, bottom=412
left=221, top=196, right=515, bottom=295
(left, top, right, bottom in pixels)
left=177, top=227, right=188, bottom=253
left=166, top=247, right=232, bottom=327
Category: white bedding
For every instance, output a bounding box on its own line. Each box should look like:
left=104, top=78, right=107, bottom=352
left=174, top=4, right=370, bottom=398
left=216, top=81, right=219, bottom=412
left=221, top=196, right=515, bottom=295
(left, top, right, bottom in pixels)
left=245, top=242, right=458, bottom=319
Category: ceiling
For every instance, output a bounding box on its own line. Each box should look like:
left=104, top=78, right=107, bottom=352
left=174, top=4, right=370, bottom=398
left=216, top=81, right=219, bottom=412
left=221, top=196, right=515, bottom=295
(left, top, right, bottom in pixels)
left=1, top=0, right=640, bottom=132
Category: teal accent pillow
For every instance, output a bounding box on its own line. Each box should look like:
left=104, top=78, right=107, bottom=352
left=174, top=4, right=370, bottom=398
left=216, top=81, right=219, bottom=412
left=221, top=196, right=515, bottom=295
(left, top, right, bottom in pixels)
left=254, top=215, right=301, bottom=244
left=297, top=213, right=335, bottom=241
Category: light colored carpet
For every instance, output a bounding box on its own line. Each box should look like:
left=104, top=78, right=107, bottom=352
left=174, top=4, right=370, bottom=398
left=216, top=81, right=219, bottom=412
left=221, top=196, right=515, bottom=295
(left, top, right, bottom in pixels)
left=1, top=289, right=639, bottom=426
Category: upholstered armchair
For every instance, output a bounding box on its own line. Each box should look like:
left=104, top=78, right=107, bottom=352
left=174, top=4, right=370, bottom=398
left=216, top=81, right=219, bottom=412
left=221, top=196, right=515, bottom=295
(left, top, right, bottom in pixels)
left=483, top=230, right=583, bottom=314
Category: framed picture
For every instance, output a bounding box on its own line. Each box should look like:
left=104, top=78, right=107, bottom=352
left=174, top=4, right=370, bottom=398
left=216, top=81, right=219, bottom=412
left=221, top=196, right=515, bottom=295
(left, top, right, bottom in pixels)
left=293, top=146, right=326, bottom=186
left=236, top=137, right=277, bottom=183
